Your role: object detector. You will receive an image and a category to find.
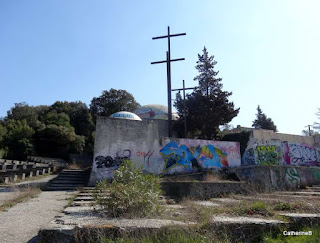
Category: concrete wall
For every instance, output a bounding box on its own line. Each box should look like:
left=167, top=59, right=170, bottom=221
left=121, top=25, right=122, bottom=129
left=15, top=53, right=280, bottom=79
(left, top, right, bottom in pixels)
left=89, top=117, right=241, bottom=185
left=232, top=165, right=320, bottom=191
left=242, top=130, right=320, bottom=166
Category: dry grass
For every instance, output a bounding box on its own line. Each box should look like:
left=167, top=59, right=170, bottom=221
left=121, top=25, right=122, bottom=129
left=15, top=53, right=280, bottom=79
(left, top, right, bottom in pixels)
left=0, top=186, right=41, bottom=211
left=67, top=162, right=84, bottom=170
left=202, top=173, right=224, bottom=182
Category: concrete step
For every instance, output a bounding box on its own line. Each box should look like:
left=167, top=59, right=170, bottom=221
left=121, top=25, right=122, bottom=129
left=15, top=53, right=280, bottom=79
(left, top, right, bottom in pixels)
left=74, top=196, right=95, bottom=201
left=71, top=201, right=95, bottom=206
left=277, top=191, right=320, bottom=196
left=279, top=213, right=320, bottom=226
left=62, top=169, right=89, bottom=172
left=50, top=180, right=87, bottom=184
left=45, top=187, right=84, bottom=191
left=48, top=184, right=87, bottom=188
left=53, top=178, right=88, bottom=181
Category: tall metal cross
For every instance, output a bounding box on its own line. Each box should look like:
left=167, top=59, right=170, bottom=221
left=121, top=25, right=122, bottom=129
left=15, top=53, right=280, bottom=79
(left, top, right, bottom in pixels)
left=151, top=26, right=186, bottom=137
left=172, top=80, right=195, bottom=138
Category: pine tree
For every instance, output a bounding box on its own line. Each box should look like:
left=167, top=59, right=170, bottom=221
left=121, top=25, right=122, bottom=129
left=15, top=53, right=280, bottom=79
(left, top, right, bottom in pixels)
left=252, top=106, right=277, bottom=132
left=174, top=47, right=239, bottom=139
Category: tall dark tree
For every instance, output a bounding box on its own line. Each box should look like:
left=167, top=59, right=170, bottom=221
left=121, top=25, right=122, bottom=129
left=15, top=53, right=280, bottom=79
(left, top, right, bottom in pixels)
left=90, top=89, right=140, bottom=120
left=252, top=106, right=277, bottom=132
left=174, top=47, right=239, bottom=139
left=2, top=120, right=34, bottom=160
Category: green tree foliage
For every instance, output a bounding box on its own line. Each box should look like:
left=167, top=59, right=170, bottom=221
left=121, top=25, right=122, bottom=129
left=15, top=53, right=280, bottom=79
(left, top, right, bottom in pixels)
left=6, top=102, right=43, bottom=130
left=94, top=160, right=162, bottom=218
left=0, top=88, right=138, bottom=159
left=34, top=125, right=85, bottom=159
left=90, top=89, right=140, bottom=120
left=174, top=47, right=239, bottom=139
left=2, top=120, right=34, bottom=160
left=252, top=106, right=278, bottom=132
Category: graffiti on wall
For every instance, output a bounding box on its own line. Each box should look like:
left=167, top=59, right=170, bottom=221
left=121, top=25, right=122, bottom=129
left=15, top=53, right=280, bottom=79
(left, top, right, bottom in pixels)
left=95, top=149, right=131, bottom=169
left=159, top=142, right=229, bottom=172
left=136, top=150, right=154, bottom=166
left=283, top=143, right=318, bottom=166
left=256, top=145, right=282, bottom=165
left=242, top=137, right=320, bottom=166
left=285, top=167, right=301, bottom=186
left=242, top=148, right=255, bottom=165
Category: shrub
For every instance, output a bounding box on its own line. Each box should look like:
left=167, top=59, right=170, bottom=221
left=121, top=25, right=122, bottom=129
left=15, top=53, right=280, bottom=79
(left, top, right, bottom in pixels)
left=94, top=160, right=163, bottom=218
left=236, top=201, right=273, bottom=216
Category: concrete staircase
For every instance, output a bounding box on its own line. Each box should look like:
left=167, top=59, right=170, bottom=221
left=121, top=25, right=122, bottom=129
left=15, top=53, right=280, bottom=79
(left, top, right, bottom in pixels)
left=46, top=169, right=91, bottom=191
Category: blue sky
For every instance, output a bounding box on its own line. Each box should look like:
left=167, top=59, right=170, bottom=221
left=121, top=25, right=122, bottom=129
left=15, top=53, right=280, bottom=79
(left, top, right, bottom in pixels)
left=0, top=0, right=319, bottom=135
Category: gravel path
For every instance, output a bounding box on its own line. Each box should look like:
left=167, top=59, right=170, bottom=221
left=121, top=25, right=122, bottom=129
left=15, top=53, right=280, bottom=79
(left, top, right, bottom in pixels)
left=0, top=191, right=76, bottom=243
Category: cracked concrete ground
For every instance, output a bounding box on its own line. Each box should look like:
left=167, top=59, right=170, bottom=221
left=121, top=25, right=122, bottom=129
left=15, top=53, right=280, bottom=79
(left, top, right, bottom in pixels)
left=0, top=191, right=76, bottom=243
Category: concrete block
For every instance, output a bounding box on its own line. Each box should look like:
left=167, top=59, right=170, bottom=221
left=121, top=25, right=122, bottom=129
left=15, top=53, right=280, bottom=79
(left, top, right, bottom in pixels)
left=29, top=171, right=33, bottom=178
left=21, top=173, right=26, bottom=180
left=13, top=174, right=18, bottom=182
left=4, top=177, right=9, bottom=183
left=36, top=170, right=40, bottom=176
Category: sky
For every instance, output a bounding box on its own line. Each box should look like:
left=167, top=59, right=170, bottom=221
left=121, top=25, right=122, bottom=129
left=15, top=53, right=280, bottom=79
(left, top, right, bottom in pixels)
left=0, top=0, right=319, bottom=135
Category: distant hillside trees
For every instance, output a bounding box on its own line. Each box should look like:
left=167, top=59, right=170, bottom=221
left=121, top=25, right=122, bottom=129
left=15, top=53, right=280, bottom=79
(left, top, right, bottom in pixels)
left=1, top=102, right=93, bottom=160
left=0, top=89, right=140, bottom=160
left=252, top=105, right=277, bottom=132
left=174, top=47, right=239, bottom=139
left=90, top=89, right=140, bottom=122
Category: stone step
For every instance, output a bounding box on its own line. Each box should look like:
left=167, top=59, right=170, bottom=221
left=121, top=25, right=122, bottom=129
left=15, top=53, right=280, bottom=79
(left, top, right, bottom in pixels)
left=71, top=201, right=95, bottom=207
left=277, top=191, right=320, bottom=196
left=62, top=169, right=88, bottom=172
left=211, top=216, right=284, bottom=225
left=77, top=193, right=94, bottom=197
left=279, top=213, right=320, bottom=225
left=63, top=206, right=101, bottom=214
left=48, top=184, right=87, bottom=188
left=45, top=187, right=84, bottom=191
left=50, top=180, right=88, bottom=184
left=53, top=178, right=88, bottom=182
left=74, top=196, right=95, bottom=201
left=59, top=173, right=88, bottom=177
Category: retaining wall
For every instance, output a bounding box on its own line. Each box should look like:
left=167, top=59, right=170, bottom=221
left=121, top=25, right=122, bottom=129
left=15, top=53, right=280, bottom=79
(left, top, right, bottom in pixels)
left=232, top=165, right=320, bottom=191
left=89, top=117, right=241, bottom=185
left=242, top=130, right=320, bottom=166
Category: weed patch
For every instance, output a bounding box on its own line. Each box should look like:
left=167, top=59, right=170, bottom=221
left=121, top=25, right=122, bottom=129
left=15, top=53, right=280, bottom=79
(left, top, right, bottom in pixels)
left=93, top=160, right=163, bottom=218
left=0, top=187, right=41, bottom=211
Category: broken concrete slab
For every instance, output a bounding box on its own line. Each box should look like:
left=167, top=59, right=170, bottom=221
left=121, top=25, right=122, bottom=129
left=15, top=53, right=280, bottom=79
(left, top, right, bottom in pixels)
left=193, top=201, right=220, bottom=207
left=212, top=216, right=284, bottom=225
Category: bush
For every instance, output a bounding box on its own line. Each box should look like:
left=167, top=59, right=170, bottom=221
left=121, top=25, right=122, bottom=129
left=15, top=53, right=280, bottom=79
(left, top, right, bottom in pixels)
left=94, top=160, right=163, bottom=218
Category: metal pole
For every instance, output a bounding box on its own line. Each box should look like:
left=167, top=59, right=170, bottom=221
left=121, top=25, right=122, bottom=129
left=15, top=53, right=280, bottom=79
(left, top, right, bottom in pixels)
left=183, top=80, right=187, bottom=138
left=167, top=27, right=172, bottom=137
left=166, top=51, right=172, bottom=137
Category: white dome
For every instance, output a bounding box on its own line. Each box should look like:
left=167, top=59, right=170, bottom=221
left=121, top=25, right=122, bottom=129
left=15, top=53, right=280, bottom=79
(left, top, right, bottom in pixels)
left=134, top=104, right=178, bottom=120
left=109, top=111, right=142, bottom=121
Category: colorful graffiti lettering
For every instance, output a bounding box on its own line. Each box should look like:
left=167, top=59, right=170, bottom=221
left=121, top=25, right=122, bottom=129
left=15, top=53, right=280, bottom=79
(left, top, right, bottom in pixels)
left=311, top=168, right=320, bottom=181
left=256, top=145, right=281, bottom=165
left=242, top=148, right=255, bottom=165
left=283, top=143, right=318, bottom=166
left=285, top=167, right=301, bottom=185
left=159, top=142, right=228, bottom=172
left=95, top=150, right=131, bottom=169
left=136, top=150, right=154, bottom=166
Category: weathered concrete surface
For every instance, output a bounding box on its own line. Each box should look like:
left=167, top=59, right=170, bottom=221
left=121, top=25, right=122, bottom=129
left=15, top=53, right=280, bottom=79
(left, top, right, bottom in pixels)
left=278, top=213, right=320, bottom=226
left=212, top=216, right=284, bottom=225
left=0, top=191, right=76, bottom=243
left=232, top=165, right=320, bottom=191
left=242, top=129, right=320, bottom=166
left=89, top=117, right=241, bottom=185
left=161, top=181, right=248, bottom=199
